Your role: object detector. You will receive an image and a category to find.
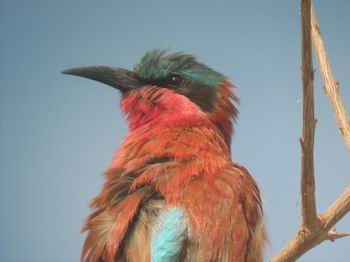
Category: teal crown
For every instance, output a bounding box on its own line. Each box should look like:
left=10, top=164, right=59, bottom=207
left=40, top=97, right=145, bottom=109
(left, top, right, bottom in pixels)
left=134, top=49, right=225, bottom=87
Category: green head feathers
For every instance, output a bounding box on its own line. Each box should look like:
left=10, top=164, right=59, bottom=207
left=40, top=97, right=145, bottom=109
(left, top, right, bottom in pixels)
left=134, top=49, right=225, bottom=87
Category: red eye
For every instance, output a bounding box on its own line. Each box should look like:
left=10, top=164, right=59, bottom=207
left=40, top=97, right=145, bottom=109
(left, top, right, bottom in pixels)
left=167, top=74, right=184, bottom=87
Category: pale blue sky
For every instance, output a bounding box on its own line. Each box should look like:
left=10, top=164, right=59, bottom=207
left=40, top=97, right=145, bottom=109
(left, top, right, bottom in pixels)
left=1, top=1, right=349, bottom=261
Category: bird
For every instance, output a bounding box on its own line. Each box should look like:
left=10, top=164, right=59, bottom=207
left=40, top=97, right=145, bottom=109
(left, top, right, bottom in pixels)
left=63, top=49, right=267, bottom=262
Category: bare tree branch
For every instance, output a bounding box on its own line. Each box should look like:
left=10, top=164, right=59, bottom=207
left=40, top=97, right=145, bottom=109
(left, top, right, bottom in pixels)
left=321, top=186, right=350, bottom=231
left=310, top=3, right=350, bottom=152
left=271, top=1, right=350, bottom=261
left=270, top=185, right=350, bottom=261
left=299, top=0, right=320, bottom=231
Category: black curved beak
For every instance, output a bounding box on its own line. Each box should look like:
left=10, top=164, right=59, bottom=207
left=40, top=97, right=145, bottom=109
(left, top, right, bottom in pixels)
left=62, top=66, right=142, bottom=93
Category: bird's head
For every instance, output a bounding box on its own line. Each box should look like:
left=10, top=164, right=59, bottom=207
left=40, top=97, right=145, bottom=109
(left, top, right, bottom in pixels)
left=63, top=49, right=238, bottom=148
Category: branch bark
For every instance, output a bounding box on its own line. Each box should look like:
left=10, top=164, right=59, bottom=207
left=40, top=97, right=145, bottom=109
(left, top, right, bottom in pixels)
left=271, top=186, right=350, bottom=262
left=271, top=1, right=350, bottom=261
left=321, top=186, right=350, bottom=231
left=310, top=4, right=350, bottom=152
left=299, top=0, right=319, bottom=232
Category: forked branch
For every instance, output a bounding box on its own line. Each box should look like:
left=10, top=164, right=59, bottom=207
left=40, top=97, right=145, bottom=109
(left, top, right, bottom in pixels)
left=271, top=1, right=350, bottom=261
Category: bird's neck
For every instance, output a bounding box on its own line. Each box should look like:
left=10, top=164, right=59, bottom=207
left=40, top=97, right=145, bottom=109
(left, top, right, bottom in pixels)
left=109, top=85, right=237, bottom=171
left=107, top=86, right=236, bottom=200
left=109, top=113, right=231, bottom=171
left=107, top=118, right=231, bottom=200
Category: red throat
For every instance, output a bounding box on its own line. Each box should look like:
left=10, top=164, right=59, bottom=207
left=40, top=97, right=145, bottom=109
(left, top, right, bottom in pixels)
left=120, top=81, right=238, bottom=149
left=121, top=86, right=207, bottom=131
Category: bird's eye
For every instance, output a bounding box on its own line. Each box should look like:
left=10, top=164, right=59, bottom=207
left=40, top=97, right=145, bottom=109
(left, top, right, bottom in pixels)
left=166, top=74, right=184, bottom=87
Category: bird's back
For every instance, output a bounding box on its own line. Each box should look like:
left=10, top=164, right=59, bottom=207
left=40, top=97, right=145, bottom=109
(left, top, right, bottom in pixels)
left=81, top=123, right=266, bottom=262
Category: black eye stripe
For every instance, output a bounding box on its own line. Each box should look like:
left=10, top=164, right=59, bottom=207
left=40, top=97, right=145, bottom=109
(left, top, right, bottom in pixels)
left=138, top=75, right=216, bottom=112
left=141, top=74, right=185, bottom=88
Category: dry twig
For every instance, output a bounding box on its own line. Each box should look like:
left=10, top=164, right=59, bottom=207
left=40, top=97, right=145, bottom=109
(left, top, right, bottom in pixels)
left=271, top=1, right=350, bottom=261
left=310, top=4, right=350, bottom=152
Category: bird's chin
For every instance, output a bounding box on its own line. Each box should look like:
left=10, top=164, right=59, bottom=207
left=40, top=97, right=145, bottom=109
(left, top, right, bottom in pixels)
left=120, top=86, right=205, bottom=131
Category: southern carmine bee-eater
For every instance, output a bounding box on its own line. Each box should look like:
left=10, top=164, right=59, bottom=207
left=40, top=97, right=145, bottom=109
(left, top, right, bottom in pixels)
left=63, top=50, right=267, bottom=262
